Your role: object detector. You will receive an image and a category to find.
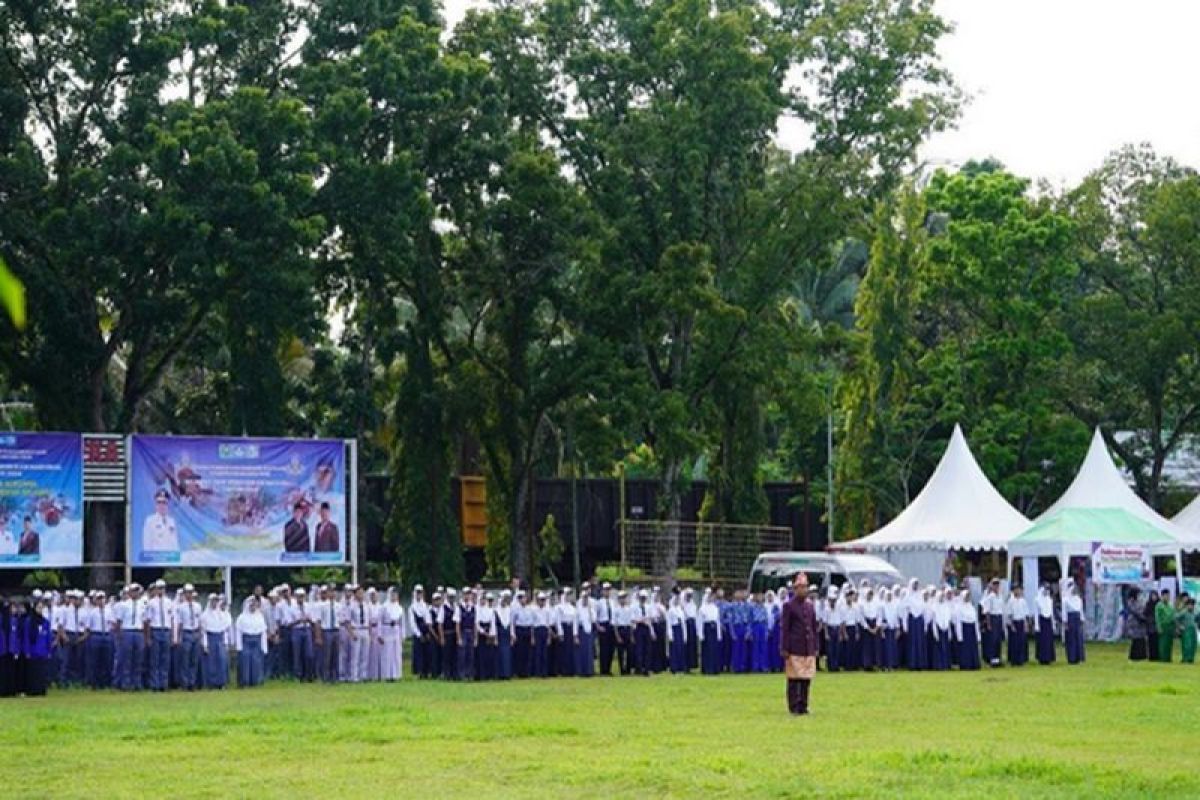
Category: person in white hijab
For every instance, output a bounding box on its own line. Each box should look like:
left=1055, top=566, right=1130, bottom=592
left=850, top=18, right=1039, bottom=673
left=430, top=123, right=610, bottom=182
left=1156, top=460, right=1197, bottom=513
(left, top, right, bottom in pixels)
left=235, top=596, right=268, bottom=687
left=697, top=588, right=722, bottom=675
left=379, top=587, right=405, bottom=681
left=953, top=589, right=981, bottom=670
left=200, top=594, right=231, bottom=689
left=1062, top=582, right=1085, bottom=665
left=1035, top=585, right=1057, bottom=665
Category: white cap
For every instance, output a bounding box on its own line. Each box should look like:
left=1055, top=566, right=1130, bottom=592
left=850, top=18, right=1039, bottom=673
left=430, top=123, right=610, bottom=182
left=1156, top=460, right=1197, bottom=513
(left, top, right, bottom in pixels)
left=183, top=583, right=195, bottom=592
left=154, top=579, right=166, bottom=588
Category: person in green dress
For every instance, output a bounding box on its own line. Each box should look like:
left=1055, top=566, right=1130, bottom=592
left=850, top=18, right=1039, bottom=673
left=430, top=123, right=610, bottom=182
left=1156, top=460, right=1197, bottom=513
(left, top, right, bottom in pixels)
left=1155, top=591, right=1176, bottom=663
left=1178, top=597, right=1197, bottom=665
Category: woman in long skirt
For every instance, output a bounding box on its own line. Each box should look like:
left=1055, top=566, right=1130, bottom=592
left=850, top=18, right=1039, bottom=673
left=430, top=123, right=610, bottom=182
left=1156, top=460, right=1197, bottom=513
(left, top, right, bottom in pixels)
left=379, top=588, right=405, bottom=681
left=236, top=599, right=268, bottom=687
left=1123, top=588, right=1148, bottom=661
left=554, top=590, right=577, bottom=677
left=366, top=588, right=383, bottom=681
left=699, top=591, right=721, bottom=675
left=684, top=589, right=700, bottom=671
left=1007, top=586, right=1030, bottom=666
left=575, top=593, right=595, bottom=677
left=200, top=594, right=231, bottom=689
left=1035, top=586, right=1056, bottom=665
left=476, top=593, right=498, bottom=681
left=842, top=589, right=861, bottom=670
left=765, top=591, right=781, bottom=672
left=903, top=580, right=924, bottom=670
left=497, top=592, right=514, bottom=679
left=1063, top=583, right=1085, bottom=665
left=954, top=590, right=981, bottom=670
left=667, top=596, right=688, bottom=674
left=0, top=597, right=14, bottom=697
left=24, top=599, right=54, bottom=696
left=1145, top=590, right=1160, bottom=661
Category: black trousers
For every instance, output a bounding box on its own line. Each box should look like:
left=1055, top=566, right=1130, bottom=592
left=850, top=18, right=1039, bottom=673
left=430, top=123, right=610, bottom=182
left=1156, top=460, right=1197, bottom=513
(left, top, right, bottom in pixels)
left=615, top=627, right=632, bottom=675
left=598, top=626, right=616, bottom=675
left=786, top=679, right=811, bottom=714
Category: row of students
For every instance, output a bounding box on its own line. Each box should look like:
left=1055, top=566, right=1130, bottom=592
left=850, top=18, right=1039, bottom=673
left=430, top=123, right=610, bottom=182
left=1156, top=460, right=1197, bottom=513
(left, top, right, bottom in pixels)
left=815, top=578, right=1087, bottom=672
left=5, top=575, right=1096, bottom=696
left=0, top=594, right=54, bottom=697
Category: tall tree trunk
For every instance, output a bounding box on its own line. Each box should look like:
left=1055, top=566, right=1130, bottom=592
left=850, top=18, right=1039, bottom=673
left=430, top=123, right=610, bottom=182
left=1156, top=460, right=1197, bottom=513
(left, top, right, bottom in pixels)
left=655, top=458, right=684, bottom=591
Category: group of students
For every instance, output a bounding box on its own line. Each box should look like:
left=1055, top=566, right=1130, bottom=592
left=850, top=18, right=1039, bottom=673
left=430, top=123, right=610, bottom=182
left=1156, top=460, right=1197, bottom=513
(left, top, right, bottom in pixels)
left=812, top=577, right=1087, bottom=672
left=1124, top=587, right=1198, bottom=663
left=2, top=573, right=1100, bottom=696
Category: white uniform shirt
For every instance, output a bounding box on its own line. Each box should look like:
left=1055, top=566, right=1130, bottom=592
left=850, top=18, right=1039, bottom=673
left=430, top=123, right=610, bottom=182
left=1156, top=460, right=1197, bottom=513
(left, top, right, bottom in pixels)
left=575, top=602, right=595, bottom=635
left=142, top=512, right=179, bottom=551
left=175, top=600, right=202, bottom=633
left=115, top=597, right=145, bottom=631
left=235, top=611, right=269, bottom=653
left=1062, top=593, right=1083, bottom=622
left=555, top=602, right=577, bottom=636
left=698, top=602, right=721, bottom=640
left=145, top=594, right=173, bottom=630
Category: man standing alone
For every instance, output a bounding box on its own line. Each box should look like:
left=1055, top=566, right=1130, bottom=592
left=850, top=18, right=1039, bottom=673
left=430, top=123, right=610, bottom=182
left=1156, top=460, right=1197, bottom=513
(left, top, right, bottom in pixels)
left=780, top=574, right=819, bottom=716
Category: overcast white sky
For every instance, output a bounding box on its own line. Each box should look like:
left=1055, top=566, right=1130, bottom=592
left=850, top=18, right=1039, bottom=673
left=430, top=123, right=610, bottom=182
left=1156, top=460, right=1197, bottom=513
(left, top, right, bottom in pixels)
left=441, top=0, right=1200, bottom=188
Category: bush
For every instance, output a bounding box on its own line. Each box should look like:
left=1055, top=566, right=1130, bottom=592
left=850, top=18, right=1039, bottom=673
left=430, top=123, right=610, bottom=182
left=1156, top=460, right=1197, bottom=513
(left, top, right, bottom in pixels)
left=594, top=563, right=644, bottom=583
left=21, top=570, right=61, bottom=589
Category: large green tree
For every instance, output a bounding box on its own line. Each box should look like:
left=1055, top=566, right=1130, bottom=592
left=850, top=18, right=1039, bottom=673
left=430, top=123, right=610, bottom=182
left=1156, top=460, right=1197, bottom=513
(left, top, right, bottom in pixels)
left=460, top=0, right=958, bottom=580
left=0, top=1, right=322, bottom=584
left=1063, top=145, right=1200, bottom=510
left=839, top=166, right=1085, bottom=536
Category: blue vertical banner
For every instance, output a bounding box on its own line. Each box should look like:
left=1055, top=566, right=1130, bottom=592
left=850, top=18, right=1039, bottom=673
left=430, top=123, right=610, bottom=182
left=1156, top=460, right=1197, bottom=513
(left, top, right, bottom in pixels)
left=129, top=435, right=347, bottom=566
left=0, top=433, right=84, bottom=567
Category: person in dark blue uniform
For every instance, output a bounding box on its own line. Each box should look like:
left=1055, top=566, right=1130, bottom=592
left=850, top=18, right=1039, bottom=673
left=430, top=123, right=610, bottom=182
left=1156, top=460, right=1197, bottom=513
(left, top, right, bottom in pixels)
left=749, top=594, right=769, bottom=673
left=496, top=591, right=513, bottom=679
left=698, top=589, right=722, bottom=675
left=531, top=592, right=551, bottom=678
left=441, top=589, right=460, bottom=680
left=717, top=589, right=734, bottom=672
left=24, top=596, right=54, bottom=696
left=633, top=590, right=654, bottom=676
left=0, top=595, right=14, bottom=697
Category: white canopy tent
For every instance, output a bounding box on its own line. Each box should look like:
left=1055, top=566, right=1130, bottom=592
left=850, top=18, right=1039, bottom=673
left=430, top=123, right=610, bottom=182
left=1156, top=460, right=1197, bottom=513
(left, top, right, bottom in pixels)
left=829, top=424, right=1031, bottom=585
left=1010, top=428, right=1194, bottom=591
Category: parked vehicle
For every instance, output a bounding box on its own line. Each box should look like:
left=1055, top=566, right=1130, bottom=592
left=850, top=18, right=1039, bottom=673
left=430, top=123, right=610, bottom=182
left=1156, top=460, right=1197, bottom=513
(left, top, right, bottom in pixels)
left=748, top=551, right=903, bottom=594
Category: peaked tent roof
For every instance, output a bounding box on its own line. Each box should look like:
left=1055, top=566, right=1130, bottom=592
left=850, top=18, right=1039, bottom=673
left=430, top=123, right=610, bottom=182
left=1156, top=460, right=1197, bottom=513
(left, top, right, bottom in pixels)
left=831, top=424, right=1031, bottom=552
left=1173, top=493, right=1200, bottom=534
left=1037, top=428, right=1200, bottom=550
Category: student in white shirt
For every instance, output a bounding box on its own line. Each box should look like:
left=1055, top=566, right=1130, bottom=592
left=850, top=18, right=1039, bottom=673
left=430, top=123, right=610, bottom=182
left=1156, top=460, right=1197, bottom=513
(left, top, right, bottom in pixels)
left=1006, top=585, right=1031, bottom=666
left=235, top=596, right=268, bottom=687
left=201, top=593, right=232, bottom=689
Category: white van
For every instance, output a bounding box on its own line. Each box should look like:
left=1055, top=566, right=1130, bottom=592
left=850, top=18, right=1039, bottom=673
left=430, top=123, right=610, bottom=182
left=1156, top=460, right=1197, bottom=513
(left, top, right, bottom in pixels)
left=747, top=551, right=903, bottom=594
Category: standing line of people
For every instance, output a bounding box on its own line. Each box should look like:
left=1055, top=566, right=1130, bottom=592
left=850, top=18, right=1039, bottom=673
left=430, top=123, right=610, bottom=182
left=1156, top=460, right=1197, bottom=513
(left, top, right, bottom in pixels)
left=4, top=574, right=1114, bottom=697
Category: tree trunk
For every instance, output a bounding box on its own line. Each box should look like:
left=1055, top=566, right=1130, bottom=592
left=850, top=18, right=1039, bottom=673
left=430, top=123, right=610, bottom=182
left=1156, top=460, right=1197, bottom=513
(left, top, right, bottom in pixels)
left=655, top=458, right=684, bottom=591
left=87, top=502, right=123, bottom=590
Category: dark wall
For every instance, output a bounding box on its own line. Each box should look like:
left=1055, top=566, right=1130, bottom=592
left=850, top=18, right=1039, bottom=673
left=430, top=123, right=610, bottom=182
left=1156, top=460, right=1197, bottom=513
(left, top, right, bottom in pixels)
left=363, top=475, right=827, bottom=573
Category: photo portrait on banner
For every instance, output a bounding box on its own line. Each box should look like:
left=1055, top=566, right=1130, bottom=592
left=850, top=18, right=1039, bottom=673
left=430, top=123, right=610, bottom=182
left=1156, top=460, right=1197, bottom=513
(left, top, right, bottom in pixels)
left=0, top=432, right=83, bottom=567
left=129, top=435, right=346, bottom=566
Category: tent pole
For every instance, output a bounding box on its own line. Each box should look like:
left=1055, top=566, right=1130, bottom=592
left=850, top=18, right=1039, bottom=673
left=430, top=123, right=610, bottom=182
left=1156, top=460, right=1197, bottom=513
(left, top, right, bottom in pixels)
left=1176, top=548, right=1184, bottom=590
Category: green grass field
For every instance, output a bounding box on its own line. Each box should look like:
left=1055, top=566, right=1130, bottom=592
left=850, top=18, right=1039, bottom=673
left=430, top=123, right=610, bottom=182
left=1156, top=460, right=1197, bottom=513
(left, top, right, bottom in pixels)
left=4, top=644, right=1197, bottom=799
